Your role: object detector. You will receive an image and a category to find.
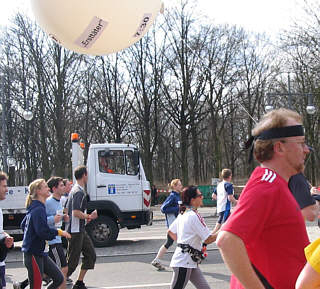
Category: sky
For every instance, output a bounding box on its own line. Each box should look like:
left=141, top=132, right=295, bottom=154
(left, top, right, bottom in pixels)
left=196, top=0, right=306, bottom=35
left=0, top=0, right=309, bottom=36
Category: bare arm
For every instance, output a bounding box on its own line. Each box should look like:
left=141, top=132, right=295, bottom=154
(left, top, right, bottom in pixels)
left=168, top=230, right=177, bottom=241
left=73, top=209, right=90, bottom=220
left=228, top=194, right=238, bottom=205
left=301, top=203, right=320, bottom=222
left=216, top=231, right=265, bottom=289
left=296, top=262, right=320, bottom=289
left=204, top=231, right=219, bottom=244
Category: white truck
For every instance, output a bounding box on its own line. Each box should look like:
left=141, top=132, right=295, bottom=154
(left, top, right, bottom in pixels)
left=1, top=186, right=29, bottom=242
left=2, top=133, right=153, bottom=247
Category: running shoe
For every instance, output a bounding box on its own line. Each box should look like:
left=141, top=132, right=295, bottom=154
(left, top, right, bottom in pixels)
left=43, top=276, right=52, bottom=286
left=66, top=277, right=73, bottom=285
left=72, top=281, right=87, bottom=289
left=151, top=258, right=166, bottom=271
left=13, top=281, right=21, bottom=289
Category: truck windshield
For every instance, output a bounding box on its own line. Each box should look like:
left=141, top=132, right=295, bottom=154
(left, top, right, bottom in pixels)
left=97, top=150, right=139, bottom=175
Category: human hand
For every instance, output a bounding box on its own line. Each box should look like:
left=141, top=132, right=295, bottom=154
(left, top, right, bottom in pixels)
left=54, top=214, right=63, bottom=223
left=62, top=231, right=71, bottom=239
left=90, top=210, right=98, bottom=220
left=4, top=236, right=14, bottom=248
left=63, top=214, right=70, bottom=223
left=311, top=187, right=320, bottom=195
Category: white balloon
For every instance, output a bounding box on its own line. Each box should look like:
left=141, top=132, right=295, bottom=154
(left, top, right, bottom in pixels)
left=30, top=0, right=163, bottom=55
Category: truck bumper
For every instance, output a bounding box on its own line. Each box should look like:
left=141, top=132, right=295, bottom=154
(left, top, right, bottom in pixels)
left=119, top=210, right=153, bottom=228
left=3, top=212, right=25, bottom=238
left=3, top=228, right=23, bottom=235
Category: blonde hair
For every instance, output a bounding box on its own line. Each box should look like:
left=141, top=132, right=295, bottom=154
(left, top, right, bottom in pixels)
left=221, top=169, right=232, bottom=180
left=168, top=179, right=181, bottom=191
left=25, top=179, right=46, bottom=208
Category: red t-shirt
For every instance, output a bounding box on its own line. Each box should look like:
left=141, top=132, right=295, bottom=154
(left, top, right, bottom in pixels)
left=222, top=167, right=309, bottom=289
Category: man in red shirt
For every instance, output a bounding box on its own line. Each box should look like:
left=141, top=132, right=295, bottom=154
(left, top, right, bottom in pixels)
left=216, top=108, right=310, bottom=289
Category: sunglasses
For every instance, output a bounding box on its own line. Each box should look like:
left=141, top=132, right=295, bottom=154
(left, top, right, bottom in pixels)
left=195, top=193, right=203, bottom=198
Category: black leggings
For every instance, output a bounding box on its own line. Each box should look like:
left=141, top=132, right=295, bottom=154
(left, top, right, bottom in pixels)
left=23, top=252, right=64, bottom=289
left=164, top=234, right=174, bottom=249
left=171, top=267, right=210, bottom=289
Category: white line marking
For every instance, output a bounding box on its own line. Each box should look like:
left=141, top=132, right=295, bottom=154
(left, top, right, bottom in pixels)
left=101, top=283, right=171, bottom=288
left=118, top=236, right=167, bottom=240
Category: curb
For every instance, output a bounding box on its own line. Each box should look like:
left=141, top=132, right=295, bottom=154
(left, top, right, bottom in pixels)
left=152, top=214, right=217, bottom=222
left=5, top=247, right=220, bottom=264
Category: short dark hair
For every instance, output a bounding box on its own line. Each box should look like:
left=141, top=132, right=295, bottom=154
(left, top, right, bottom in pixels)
left=181, top=186, right=198, bottom=206
left=74, top=165, right=87, bottom=180
left=0, top=172, right=8, bottom=183
left=47, top=176, right=63, bottom=192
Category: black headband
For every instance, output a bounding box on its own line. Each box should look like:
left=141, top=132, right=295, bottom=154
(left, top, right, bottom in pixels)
left=244, top=125, right=305, bottom=163
left=256, top=125, right=304, bottom=140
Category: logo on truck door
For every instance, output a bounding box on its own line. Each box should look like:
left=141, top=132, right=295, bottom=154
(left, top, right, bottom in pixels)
left=108, top=184, right=116, bottom=194
left=103, top=184, right=140, bottom=195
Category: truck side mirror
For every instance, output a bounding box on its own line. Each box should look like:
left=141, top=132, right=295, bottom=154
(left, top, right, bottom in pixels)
left=133, top=150, right=140, bottom=167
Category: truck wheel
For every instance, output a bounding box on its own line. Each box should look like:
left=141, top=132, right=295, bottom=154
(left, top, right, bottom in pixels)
left=86, top=216, right=119, bottom=247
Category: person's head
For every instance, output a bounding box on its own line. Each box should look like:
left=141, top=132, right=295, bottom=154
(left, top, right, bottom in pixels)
left=47, top=176, right=64, bottom=196
left=169, top=179, right=183, bottom=193
left=0, top=172, right=8, bottom=201
left=181, top=186, right=203, bottom=210
left=74, top=165, right=88, bottom=183
left=26, top=179, right=50, bottom=207
left=63, top=178, right=72, bottom=194
left=99, top=157, right=108, bottom=167
left=252, top=108, right=309, bottom=173
left=221, top=169, right=232, bottom=181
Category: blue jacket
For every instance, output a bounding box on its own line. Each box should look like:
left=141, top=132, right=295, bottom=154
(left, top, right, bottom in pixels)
left=161, top=191, right=181, bottom=216
left=21, top=200, right=58, bottom=256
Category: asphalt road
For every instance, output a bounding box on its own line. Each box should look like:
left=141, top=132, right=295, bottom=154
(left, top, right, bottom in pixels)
left=5, top=207, right=320, bottom=288
left=6, top=213, right=231, bottom=288
left=6, top=250, right=230, bottom=289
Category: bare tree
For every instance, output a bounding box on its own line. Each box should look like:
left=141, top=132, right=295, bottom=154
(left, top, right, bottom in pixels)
left=160, top=1, right=211, bottom=185
left=124, top=24, right=167, bottom=184
left=93, top=55, right=131, bottom=143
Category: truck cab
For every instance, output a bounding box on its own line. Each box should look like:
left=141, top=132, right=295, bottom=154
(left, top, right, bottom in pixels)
left=71, top=133, right=152, bottom=247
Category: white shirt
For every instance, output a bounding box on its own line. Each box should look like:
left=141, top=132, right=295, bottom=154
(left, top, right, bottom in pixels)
left=169, top=209, right=210, bottom=268
left=0, top=208, right=5, bottom=266
left=60, top=195, right=68, bottom=208
left=216, top=180, right=234, bottom=213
